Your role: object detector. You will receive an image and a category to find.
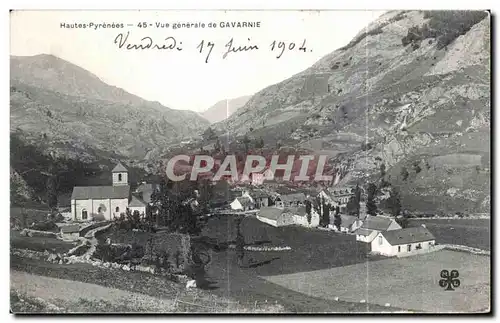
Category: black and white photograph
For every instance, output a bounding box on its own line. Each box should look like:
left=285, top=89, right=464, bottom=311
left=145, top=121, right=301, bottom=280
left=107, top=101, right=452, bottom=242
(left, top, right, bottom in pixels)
left=8, top=8, right=491, bottom=314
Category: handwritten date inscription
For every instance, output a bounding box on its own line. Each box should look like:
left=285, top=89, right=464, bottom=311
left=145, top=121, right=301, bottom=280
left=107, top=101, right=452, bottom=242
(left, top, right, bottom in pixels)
left=114, top=32, right=310, bottom=63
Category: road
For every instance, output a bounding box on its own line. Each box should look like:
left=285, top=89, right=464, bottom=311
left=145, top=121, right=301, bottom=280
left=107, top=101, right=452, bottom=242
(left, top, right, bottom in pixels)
left=11, top=270, right=176, bottom=313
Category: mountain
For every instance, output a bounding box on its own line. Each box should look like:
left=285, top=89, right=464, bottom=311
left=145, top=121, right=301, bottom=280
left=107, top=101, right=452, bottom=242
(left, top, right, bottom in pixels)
left=201, top=96, right=252, bottom=124
left=10, top=54, right=210, bottom=162
left=215, top=11, right=491, bottom=214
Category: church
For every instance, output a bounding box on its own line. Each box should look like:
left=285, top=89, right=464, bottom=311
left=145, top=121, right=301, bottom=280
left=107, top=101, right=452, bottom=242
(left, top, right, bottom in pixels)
left=70, top=162, right=147, bottom=221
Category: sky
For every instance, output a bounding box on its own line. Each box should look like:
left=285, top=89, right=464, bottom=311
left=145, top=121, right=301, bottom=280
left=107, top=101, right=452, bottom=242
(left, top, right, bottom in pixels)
left=10, top=10, right=384, bottom=112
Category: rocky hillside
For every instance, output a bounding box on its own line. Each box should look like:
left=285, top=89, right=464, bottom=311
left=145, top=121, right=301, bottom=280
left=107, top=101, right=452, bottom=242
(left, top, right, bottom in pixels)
left=215, top=11, right=490, bottom=214
left=201, top=95, right=252, bottom=124
left=10, top=54, right=210, bottom=161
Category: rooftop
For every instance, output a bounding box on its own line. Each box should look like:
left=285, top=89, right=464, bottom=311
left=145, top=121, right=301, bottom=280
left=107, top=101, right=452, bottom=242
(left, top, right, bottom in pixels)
left=361, top=216, right=396, bottom=231
left=71, top=185, right=130, bottom=200
left=382, top=226, right=435, bottom=245
left=279, top=193, right=307, bottom=203
left=129, top=195, right=147, bottom=207
left=112, top=162, right=128, bottom=173
left=258, top=207, right=285, bottom=221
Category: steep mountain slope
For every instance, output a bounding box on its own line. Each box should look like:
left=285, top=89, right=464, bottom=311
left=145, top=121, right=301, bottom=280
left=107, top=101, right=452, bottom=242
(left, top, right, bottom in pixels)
left=215, top=10, right=490, bottom=214
left=201, top=95, right=252, bottom=124
left=10, top=54, right=209, bottom=161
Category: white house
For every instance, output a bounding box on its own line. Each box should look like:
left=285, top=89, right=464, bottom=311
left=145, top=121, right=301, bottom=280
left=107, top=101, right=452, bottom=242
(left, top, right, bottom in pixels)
left=290, top=206, right=320, bottom=228
left=71, top=162, right=151, bottom=221
left=355, top=216, right=401, bottom=242
left=355, top=228, right=379, bottom=242
left=256, top=207, right=294, bottom=227
left=329, top=214, right=363, bottom=233
left=230, top=196, right=255, bottom=211
left=370, top=226, right=436, bottom=256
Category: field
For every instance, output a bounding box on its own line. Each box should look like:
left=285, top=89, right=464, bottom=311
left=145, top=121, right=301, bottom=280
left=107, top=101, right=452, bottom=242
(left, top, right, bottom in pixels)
left=408, top=218, right=490, bottom=250
left=10, top=212, right=491, bottom=313
left=191, top=216, right=398, bottom=312
left=10, top=231, right=76, bottom=254
left=262, top=250, right=490, bottom=313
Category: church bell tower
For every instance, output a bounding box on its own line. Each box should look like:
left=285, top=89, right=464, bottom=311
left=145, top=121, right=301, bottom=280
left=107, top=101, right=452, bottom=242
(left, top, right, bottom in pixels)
left=112, top=162, right=129, bottom=186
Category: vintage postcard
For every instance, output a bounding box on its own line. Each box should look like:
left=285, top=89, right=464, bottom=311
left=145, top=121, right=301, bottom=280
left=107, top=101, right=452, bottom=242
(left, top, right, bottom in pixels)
left=9, top=9, right=491, bottom=314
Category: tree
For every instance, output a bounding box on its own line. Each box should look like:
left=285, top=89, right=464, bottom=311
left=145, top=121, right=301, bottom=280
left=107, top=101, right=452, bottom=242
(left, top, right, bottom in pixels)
left=387, top=186, right=402, bottom=218
left=255, top=137, right=265, bottom=149
left=346, top=184, right=361, bottom=217
left=202, top=127, right=217, bottom=141
left=305, top=200, right=312, bottom=224
left=401, top=167, right=409, bottom=181
left=366, top=183, right=378, bottom=216
left=333, top=208, right=342, bottom=231
left=322, top=202, right=330, bottom=227
left=198, top=179, right=213, bottom=213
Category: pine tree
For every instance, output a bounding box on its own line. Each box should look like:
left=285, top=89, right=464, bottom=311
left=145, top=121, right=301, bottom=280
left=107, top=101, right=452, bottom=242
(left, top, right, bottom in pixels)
left=333, top=206, right=342, bottom=231
left=322, top=202, right=330, bottom=227
left=388, top=186, right=402, bottom=218
left=366, top=183, right=378, bottom=216
left=346, top=184, right=361, bottom=217
left=305, top=200, right=312, bottom=224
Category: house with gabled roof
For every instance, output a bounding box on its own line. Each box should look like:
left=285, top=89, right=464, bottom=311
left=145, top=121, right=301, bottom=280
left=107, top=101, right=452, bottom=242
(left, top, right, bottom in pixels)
left=371, top=226, right=436, bottom=256
left=256, top=207, right=292, bottom=227
left=329, top=214, right=363, bottom=233
left=128, top=195, right=147, bottom=216
left=355, top=216, right=401, bottom=242
left=71, top=162, right=149, bottom=221
left=230, top=196, right=255, bottom=211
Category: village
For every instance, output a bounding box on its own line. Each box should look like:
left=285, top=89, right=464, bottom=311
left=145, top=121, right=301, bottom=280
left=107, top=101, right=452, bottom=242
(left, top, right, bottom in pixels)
left=11, top=153, right=491, bottom=313
left=61, top=161, right=436, bottom=259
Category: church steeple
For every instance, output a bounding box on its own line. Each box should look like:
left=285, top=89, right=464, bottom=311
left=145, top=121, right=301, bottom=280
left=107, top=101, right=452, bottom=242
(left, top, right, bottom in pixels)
left=112, top=162, right=128, bottom=186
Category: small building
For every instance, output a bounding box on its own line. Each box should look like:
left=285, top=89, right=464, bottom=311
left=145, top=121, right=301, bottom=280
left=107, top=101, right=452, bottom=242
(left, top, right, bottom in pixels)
left=275, top=193, right=307, bottom=208
left=355, top=228, right=379, bottom=243
left=128, top=195, right=147, bottom=216
left=256, top=207, right=294, bottom=227
left=247, top=190, right=270, bottom=208
left=230, top=196, right=255, bottom=211
left=135, top=183, right=160, bottom=204
left=355, top=216, right=401, bottom=242
left=362, top=216, right=401, bottom=232
left=289, top=206, right=320, bottom=228
left=371, top=226, right=436, bottom=256
left=330, top=214, right=363, bottom=233
left=60, top=224, right=80, bottom=241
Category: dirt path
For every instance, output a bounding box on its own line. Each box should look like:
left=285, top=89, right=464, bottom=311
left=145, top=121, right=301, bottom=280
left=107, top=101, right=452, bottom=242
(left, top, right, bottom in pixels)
left=11, top=270, right=176, bottom=313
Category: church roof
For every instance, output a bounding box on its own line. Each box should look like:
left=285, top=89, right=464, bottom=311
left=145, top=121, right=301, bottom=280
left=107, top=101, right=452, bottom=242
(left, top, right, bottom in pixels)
left=71, top=185, right=130, bottom=200
left=112, top=162, right=128, bottom=173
